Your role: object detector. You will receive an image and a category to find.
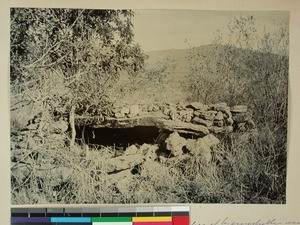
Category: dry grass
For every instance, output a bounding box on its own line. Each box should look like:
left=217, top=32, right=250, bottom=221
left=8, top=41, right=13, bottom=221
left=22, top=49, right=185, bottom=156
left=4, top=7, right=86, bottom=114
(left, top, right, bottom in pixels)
left=10, top=43, right=287, bottom=204
left=11, top=121, right=286, bottom=204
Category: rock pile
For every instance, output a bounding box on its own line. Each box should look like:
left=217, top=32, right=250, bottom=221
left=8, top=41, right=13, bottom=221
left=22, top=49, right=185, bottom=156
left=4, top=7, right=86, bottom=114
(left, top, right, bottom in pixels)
left=165, top=132, right=220, bottom=163
left=11, top=115, right=70, bottom=186
left=113, top=104, right=142, bottom=118
left=108, top=101, right=255, bottom=134
left=105, top=130, right=221, bottom=195
left=11, top=100, right=258, bottom=202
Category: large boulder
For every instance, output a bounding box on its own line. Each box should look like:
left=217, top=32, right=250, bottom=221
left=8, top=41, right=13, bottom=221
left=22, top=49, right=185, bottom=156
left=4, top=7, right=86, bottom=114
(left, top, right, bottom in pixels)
left=124, top=145, right=139, bottom=156
left=108, top=169, right=132, bottom=183
left=140, top=144, right=158, bottom=160
left=186, top=139, right=212, bottom=163
left=185, top=134, right=220, bottom=163
left=140, top=160, right=168, bottom=178
left=165, top=132, right=187, bottom=156
left=201, top=134, right=220, bottom=147
left=115, top=174, right=134, bottom=196
left=106, top=154, right=144, bottom=173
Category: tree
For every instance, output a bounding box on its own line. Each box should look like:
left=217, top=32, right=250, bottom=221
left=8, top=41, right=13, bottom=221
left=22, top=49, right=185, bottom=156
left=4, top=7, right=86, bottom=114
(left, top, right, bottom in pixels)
left=186, top=15, right=288, bottom=127
left=10, top=8, right=147, bottom=146
left=220, top=15, right=288, bottom=126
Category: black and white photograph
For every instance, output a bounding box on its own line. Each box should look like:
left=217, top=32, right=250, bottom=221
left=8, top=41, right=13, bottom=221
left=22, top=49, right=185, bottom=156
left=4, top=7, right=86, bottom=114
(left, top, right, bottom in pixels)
left=10, top=8, right=289, bottom=204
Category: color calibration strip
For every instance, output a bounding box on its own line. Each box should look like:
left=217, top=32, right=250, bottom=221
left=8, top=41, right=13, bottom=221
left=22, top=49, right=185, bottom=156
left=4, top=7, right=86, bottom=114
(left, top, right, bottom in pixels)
left=11, top=206, right=189, bottom=225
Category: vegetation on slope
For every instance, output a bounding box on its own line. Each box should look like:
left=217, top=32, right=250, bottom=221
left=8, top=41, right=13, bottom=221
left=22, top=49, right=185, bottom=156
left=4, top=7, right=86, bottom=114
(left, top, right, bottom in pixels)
left=10, top=12, right=288, bottom=204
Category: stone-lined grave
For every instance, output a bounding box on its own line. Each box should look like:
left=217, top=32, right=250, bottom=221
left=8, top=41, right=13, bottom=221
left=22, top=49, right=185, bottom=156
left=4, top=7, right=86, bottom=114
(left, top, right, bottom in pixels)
left=76, top=101, right=255, bottom=136
left=12, top=101, right=256, bottom=193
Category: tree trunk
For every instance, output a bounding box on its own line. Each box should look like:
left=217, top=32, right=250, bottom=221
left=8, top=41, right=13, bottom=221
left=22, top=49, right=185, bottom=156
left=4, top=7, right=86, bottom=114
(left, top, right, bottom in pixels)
left=69, top=105, right=76, bottom=150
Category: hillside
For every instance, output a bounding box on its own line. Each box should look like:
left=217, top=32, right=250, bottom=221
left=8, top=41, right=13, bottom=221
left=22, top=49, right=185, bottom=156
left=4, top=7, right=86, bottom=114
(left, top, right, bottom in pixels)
left=145, top=44, right=287, bottom=78
left=139, top=44, right=288, bottom=107
left=145, top=48, right=187, bottom=67
left=10, top=43, right=288, bottom=205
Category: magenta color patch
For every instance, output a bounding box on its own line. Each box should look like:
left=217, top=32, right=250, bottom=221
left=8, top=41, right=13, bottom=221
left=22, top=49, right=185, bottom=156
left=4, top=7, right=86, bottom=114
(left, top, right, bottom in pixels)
left=133, top=222, right=173, bottom=225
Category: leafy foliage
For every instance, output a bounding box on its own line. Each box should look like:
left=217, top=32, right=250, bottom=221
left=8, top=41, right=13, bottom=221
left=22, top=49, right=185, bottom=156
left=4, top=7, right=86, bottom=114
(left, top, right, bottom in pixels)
left=186, top=15, right=288, bottom=126
left=10, top=8, right=147, bottom=115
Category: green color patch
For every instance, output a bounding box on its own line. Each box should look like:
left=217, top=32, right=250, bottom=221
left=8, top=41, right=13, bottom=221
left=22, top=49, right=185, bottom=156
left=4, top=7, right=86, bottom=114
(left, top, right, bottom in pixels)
left=92, top=217, right=132, bottom=222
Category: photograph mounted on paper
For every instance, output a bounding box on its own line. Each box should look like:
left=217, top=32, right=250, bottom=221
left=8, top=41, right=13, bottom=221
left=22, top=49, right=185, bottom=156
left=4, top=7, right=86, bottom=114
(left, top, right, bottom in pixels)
left=10, top=8, right=288, bottom=204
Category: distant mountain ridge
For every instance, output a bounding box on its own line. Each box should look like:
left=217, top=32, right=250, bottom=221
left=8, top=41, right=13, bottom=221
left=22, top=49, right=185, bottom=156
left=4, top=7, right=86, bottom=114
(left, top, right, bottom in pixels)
left=144, top=44, right=288, bottom=80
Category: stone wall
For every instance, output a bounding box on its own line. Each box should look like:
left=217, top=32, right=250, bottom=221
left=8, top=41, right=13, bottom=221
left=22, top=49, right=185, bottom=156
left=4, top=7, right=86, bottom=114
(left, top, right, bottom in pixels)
left=76, top=101, right=255, bottom=136
left=75, top=101, right=257, bottom=185
left=12, top=101, right=257, bottom=196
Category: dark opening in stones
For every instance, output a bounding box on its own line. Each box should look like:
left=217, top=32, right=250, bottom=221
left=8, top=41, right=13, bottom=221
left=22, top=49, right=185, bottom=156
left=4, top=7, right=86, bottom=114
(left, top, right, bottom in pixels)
left=76, top=126, right=164, bottom=148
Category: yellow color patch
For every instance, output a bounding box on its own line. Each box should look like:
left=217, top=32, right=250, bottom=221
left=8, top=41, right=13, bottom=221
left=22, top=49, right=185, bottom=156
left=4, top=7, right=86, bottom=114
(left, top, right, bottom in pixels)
left=132, top=217, right=172, bottom=222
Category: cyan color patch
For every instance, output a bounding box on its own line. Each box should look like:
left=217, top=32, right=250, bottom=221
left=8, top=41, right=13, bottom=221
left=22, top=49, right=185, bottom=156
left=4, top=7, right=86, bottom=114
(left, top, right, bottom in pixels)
left=51, top=217, right=91, bottom=223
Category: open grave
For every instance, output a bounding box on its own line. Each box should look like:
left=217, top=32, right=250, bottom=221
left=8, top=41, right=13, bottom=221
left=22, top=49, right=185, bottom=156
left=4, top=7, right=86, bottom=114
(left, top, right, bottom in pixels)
left=73, top=102, right=256, bottom=182
left=12, top=101, right=257, bottom=199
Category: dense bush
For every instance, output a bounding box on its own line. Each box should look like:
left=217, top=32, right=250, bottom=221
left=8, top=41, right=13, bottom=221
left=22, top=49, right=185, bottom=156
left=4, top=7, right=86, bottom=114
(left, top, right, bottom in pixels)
left=184, top=15, right=288, bottom=203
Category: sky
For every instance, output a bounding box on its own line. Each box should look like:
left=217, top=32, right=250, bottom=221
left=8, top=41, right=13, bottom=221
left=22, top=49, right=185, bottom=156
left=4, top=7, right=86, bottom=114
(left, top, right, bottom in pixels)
left=131, top=10, right=289, bottom=52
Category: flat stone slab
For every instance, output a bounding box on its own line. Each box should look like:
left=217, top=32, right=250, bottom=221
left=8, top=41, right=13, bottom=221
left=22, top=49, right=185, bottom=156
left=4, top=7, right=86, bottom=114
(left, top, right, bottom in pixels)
left=76, top=115, right=209, bottom=136
left=106, top=154, right=144, bottom=173
left=74, top=102, right=254, bottom=135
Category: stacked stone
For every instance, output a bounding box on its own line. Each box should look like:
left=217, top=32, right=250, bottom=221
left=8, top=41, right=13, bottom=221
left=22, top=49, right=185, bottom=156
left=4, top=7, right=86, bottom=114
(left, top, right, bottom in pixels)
left=113, top=104, right=142, bottom=118
left=165, top=132, right=220, bottom=164
left=189, top=102, right=231, bottom=133
left=112, top=101, right=254, bottom=133
left=163, top=102, right=194, bottom=122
